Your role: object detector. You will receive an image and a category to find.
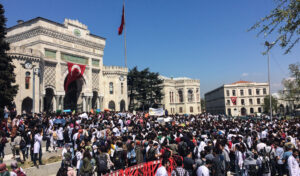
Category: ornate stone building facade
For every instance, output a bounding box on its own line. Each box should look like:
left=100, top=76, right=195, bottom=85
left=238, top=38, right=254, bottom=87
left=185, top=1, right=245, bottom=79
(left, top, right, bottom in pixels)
left=6, top=17, right=128, bottom=114
left=205, top=81, right=269, bottom=116
left=160, top=76, right=201, bottom=115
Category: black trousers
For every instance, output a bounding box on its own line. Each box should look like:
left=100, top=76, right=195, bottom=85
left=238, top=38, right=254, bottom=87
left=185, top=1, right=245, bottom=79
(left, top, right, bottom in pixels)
left=33, top=147, right=42, bottom=165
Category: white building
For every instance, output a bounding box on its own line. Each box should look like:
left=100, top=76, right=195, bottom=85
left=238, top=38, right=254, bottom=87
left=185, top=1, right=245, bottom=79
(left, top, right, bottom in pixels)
left=6, top=17, right=128, bottom=114
left=205, top=81, right=269, bottom=116
left=160, top=76, right=201, bottom=115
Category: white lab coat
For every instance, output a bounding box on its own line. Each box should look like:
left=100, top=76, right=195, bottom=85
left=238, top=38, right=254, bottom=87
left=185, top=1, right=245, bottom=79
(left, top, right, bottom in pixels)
left=34, top=134, right=42, bottom=154
left=288, top=155, right=300, bottom=176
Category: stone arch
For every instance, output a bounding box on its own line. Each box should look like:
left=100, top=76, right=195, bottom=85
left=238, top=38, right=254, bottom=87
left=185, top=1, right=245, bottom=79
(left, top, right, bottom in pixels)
left=60, top=68, right=88, bottom=92
left=108, top=101, right=115, bottom=111
left=241, top=107, right=247, bottom=116
left=22, top=97, right=33, bottom=114
left=63, top=76, right=85, bottom=111
left=120, top=100, right=126, bottom=112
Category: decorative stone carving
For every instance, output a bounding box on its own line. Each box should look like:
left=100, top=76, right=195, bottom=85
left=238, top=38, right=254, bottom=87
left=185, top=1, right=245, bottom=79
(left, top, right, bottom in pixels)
left=44, top=62, right=56, bottom=88
left=92, top=69, right=100, bottom=91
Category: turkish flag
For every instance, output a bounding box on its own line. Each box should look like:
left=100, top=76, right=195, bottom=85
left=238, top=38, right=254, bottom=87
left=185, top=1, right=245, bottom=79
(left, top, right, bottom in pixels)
left=118, top=4, right=125, bottom=35
left=64, top=62, right=86, bottom=91
left=231, top=97, right=237, bottom=105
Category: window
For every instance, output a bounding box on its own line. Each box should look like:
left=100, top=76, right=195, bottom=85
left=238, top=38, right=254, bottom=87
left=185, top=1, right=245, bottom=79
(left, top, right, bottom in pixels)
left=256, top=89, right=260, bottom=95
left=169, top=92, right=172, bottom=103
left=250, top=108, right=254, bottom=113
left=172, top=92, right=174, bottom=103
left=198, top=106, right=200, bottom=112
left=241, top=99, right=245, bottom=105
left=257, top=98, right=261, bottom=104
left=178, top=90, right=184, bottom=103
left=227, top=108, right=231, bottom=116
left=249, top=99, right=253, bottom=105
left=121, top=83, right=124, bottom=94
left=263, top=88, right=267, bottom=95
left=227, top=100, right=230, bottom=105
left=45, top=49, right=56, bottom=59
left=258, top=107, right=262, bottom=113
left=25, top=71, right=30, bottom=89
left=190, top=107, right=193, bottom=113
left=179, top=107, right=183, bottom=113
left=248, top=89, right=252, bottom=95
left=226, top=90, right=230, bottom=96
left=232, top=90, right=236, bottom=96
left=188, top=89, right=193, bottom=102
left=109, top=82, right=113, bottom=94
left=240, top=89, right=244, bottom=96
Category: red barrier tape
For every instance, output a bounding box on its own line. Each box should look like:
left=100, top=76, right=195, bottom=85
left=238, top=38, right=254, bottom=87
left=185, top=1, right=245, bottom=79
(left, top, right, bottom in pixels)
left=105, top=155, right=182, bottom=176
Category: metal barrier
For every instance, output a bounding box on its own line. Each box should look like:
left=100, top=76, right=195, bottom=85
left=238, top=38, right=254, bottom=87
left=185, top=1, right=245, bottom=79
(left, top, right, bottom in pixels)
left=104, top=155, right=182, bottom=176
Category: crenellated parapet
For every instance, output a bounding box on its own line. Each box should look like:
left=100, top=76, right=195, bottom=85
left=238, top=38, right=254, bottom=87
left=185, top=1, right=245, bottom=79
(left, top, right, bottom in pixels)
left=103, top=66, right=128, bottom=76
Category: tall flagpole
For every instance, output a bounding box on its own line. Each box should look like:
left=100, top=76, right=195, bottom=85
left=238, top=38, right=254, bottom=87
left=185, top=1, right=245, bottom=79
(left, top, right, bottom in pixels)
left=123, top=0, right=127, bottom=68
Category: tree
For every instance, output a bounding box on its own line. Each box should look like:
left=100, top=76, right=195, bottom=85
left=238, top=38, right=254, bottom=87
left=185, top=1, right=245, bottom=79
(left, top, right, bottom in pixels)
left=249, top=0, right=300, bottom=54
left=263, top=95, right=278, bottom=114
left=280, top=62, right=300, bottom=109
left=127, top=67, right=163, bottom=111
left=0, top=4, right=18, bottom=119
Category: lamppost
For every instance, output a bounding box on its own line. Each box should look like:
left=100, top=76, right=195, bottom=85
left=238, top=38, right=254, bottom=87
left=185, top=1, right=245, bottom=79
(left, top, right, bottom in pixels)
left=265, top=41, right=274, bottom=121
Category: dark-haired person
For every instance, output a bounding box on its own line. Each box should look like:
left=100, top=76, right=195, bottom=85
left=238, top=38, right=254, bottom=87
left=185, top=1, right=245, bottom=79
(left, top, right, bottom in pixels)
left=197, top=159, right=212, bottom=176
left=171, top=158, right=189, bottom=176
left=33, top=128, right=43, bottom=168
left=156, top=158, right=170, bottom=176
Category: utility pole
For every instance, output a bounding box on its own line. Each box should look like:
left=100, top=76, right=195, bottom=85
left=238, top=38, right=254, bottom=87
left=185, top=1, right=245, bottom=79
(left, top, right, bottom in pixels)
left=265, top=41, right=274, bottom=121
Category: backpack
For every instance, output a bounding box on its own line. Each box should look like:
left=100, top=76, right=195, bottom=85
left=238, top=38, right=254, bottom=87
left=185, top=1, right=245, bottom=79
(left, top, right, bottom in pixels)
left=146, top=148, right=156, bottom=161
left=96, top=154, right=108, bottom=172
left=13, top=168, right=26, bottom=176
left=20, top=139, right=26, bottom=150
left=178, top=142, right=188, bottom=157
left=72, top=156, right=77, bottom=167
left=261, top=157, right=270, bottom=174
left=247, top=164, right=258, bottom=176
left=114, top=150, right=125, bottom=168
left=52, top=131, right=58, bottom=140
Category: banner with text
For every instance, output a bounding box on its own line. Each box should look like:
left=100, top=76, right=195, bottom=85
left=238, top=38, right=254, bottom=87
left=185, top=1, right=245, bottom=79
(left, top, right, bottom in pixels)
left=149, top=108, right=164, bottom=116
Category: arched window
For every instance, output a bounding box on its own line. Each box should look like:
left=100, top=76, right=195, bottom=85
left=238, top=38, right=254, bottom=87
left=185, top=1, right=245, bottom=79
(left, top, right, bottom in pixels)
left=121, top=83, right=124, bottom=94
left=188, top=89, right=193, bottom=102
left=178, top=90, right=183, bottom=103
left=179, top=107, right=183, bottom=113
left=25, top=71, right=30, bottom=89
left=190, top=106, right=193, bottom=113
left=169, top=91, right=172, bottom=103
left=109, top=82, right=113, bottom=94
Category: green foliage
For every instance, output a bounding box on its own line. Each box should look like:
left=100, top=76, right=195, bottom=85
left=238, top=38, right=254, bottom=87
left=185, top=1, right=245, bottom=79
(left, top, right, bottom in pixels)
left=249, top=0, right=300, bottom=54
left=281, top=62, right=300, bottom=106
left=0, top=4, right=18, bottom=118
left=263, top=95, right=278, bottom=113
left=127, top=67, right=163, bottom=111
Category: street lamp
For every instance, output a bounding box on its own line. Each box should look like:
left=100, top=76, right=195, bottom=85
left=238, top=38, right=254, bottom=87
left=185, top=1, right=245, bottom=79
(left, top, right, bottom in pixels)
left=265, top=41, right=274, bottom=121
left=24, top=61, right=40, bottom=114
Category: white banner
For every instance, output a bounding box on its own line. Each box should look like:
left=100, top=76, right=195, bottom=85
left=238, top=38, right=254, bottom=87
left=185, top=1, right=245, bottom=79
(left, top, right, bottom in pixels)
left=149, top=108, right=164, bottom=116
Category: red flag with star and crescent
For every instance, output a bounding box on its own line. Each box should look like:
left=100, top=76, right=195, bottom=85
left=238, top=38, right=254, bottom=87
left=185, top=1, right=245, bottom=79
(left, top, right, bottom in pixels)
left=64, top=62, right=86, bottom=91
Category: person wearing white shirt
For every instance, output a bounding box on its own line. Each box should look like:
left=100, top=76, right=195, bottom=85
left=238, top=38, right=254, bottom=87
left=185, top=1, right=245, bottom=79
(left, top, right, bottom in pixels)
left=197, top=159, right=212, bottom=176
left=57, top=126, right=64, bottom=147
left=288, top=149, right=300, bottom=176
left=33, top=129, right=43, bottom=167
left=156, top=159, right=169, bottom=176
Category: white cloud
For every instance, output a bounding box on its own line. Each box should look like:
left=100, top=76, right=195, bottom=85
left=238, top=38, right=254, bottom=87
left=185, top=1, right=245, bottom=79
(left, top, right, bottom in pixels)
left=241, top=73, right=249, bottom=77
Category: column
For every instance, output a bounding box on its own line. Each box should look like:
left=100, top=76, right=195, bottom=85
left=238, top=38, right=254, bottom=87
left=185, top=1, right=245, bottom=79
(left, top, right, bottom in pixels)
left=97, top=97, right=100, bottom=109
left=55, top=96, right=59, bottom=111
left=88, top=96, right=92, bottom=111
left=82, top=96, right=86, bottom=112
left=40, top=95, right=44, bottom=112
left=61, top=96, right=64, bottom=110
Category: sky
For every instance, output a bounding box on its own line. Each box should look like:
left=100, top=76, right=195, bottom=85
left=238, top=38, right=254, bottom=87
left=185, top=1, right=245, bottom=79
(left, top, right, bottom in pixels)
left=2, top=0, right=299, bottom=97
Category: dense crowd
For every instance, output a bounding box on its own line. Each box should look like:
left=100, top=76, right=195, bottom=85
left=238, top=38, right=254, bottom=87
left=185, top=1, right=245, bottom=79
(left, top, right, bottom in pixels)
left=0, top=111, right=299, bottom=176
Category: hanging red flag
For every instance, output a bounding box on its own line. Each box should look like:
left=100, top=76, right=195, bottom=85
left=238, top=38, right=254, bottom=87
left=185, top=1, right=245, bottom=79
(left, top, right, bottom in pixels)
left=118, top=4, right=125, bottom=35
left=64, top=62, right=86, bottom=91
left=230, top=97, right=237, bottom=105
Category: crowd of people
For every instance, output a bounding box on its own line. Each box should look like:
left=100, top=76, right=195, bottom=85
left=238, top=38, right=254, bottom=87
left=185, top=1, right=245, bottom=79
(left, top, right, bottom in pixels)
left=0, top=110, right=299, bottom=176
